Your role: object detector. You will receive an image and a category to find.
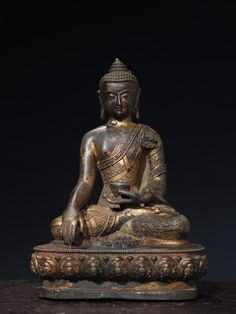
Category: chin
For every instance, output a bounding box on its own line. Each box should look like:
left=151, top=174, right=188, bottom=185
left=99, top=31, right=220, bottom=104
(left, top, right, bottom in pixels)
left=114, top=112, right=127, bottom=120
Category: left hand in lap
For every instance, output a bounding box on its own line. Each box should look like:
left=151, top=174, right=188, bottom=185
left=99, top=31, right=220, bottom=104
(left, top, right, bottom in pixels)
left=107, top=190, right=144, bottom=206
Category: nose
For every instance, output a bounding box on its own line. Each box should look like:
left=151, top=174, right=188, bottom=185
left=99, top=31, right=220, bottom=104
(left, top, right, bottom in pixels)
left=116, top=94, right=122, bottom=106
left=114, top=95, right=122, bottom=108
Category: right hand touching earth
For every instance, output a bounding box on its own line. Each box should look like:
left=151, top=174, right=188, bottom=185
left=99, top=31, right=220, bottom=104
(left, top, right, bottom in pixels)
left=62, top=206, right=84, bottom=246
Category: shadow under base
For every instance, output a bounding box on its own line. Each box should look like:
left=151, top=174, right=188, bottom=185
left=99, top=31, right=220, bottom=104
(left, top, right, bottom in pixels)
left=31, top=242, right=207, bottom=300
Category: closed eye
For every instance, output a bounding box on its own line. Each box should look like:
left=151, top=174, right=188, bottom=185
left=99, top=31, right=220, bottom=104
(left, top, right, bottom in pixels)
left=105, top=93, right=116, bottom=100
left=121, top=93, right=130, bottom=99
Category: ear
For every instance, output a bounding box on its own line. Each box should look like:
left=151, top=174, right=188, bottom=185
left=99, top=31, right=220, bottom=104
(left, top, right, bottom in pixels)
left=97, top=90, right=106, bottom=120
left=135, top=104, right=140, bottom=120
left=97, top=90, right=102, bottom=105
left=134, top=88, right=141, bottom=120
left=136, top=88, right=141, bottom=105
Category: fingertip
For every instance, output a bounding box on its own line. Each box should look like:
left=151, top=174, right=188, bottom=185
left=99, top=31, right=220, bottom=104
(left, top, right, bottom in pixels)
left=119, top=190, right=127, bottom=195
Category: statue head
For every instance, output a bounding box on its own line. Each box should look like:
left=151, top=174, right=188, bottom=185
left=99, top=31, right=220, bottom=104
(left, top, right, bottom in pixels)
left=97, top=58, right=141, bottom=121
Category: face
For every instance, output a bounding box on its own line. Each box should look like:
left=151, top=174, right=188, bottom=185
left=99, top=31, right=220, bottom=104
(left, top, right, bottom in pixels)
left=99, top=81, right=140, bottom=120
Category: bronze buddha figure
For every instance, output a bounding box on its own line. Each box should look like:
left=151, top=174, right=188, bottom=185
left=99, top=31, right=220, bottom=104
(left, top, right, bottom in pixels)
left=51, top=58, right=189, bottom=247
left=31, top=59, right=207, bottom=300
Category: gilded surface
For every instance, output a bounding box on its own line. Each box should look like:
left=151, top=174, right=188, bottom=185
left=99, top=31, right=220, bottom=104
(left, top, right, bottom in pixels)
left=31, top=58, right=207, bottom=300
left=31, top=244, right=207, bottom=282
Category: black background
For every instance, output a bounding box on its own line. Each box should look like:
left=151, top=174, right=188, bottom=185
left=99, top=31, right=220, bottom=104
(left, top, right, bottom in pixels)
left=1, top=1, right=236, bottom=280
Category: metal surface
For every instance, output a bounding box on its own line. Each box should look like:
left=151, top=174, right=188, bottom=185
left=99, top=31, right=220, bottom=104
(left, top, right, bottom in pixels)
left=31, top=58, right=207, bottom=299
left=40, top=281, right=198, bottom=300
left=2, top=281, right=236, bottom=313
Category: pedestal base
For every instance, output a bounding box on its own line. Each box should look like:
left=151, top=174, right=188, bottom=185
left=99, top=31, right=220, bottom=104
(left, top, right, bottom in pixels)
left=40, top=280, right=197, bottom=300
left=31, top=242, right=207, bottom=300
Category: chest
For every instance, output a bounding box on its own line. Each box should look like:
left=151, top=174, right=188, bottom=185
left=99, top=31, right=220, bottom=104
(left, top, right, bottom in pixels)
left=96, top=129, right=132, bottom=158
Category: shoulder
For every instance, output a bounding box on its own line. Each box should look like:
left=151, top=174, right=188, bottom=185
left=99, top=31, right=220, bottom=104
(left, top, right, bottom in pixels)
left=81, top=125, right=107, bottom=144
left=139, top=124, right=162, bottom=149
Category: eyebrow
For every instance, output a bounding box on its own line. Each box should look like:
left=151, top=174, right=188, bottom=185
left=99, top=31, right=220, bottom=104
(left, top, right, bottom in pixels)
left=104, top=89, right=130, bottom=94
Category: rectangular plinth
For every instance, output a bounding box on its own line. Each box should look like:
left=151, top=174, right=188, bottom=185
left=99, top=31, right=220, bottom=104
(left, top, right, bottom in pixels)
left=40, top=280, right=198, bottom=300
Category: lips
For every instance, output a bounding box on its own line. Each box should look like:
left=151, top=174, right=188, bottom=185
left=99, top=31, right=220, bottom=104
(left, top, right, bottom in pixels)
left=116, top=110, right=123, bottom=115
left=115, top=105, right=123, bottom=112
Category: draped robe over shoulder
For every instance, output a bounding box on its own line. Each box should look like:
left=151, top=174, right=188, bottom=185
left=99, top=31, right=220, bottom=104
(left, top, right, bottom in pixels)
left=51, top=124, right=190, bottom=244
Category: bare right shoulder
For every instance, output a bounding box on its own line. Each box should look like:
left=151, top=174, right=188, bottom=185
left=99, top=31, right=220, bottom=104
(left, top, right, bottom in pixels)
left=80, top=125, right=107, bottom=157
left=80, top=124, right=108, bottom=148
left=82, top=125, right=107, bottom=142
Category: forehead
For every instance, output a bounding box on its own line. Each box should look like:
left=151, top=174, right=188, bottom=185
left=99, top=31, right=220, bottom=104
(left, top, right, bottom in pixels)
left=101, top=81, right=137, bottom=93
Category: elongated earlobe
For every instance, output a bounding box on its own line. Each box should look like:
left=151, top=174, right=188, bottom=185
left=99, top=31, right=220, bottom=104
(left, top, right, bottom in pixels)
left=135, top=105, right=140, bottom=120
left=135, top=88, right=141, bottom=120
left=100, top=105, right=105, bottom=120
left=97, top=90, right=105, bottom=120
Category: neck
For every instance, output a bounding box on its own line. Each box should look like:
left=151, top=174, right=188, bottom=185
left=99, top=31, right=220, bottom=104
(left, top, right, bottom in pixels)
left=107, top=116, right=134, bottom=127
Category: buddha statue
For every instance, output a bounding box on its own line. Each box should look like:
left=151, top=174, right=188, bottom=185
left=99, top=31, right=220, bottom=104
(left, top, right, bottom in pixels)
left=51, top=58, right=190, bottom=247
left=31, top=59, right=207, bottom=300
